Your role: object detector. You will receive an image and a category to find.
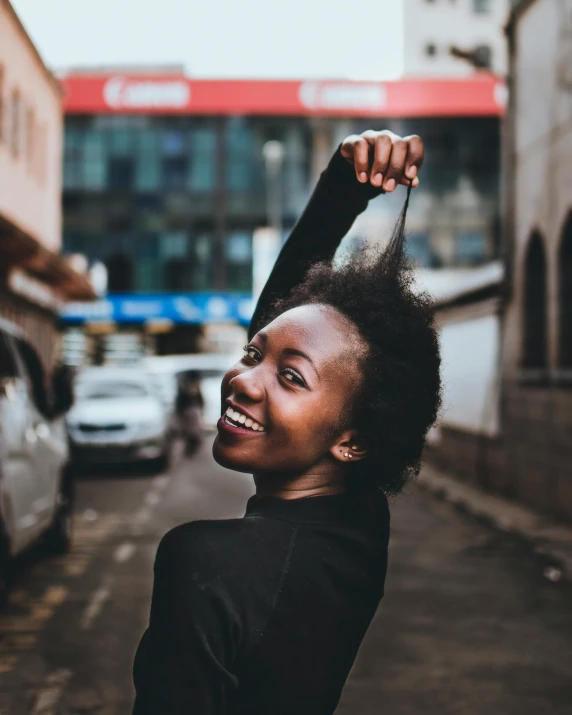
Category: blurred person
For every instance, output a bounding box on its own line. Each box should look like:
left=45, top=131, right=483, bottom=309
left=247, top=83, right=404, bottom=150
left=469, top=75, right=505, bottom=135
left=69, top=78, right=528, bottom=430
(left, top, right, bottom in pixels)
left=175, top=371, right=205, bottom=455
left=133, top=130, right=441, bottom=714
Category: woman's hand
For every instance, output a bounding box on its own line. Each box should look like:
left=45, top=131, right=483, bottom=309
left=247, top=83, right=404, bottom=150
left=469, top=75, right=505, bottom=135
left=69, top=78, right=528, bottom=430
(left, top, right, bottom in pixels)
left=340, top=130, right=424, bottom=192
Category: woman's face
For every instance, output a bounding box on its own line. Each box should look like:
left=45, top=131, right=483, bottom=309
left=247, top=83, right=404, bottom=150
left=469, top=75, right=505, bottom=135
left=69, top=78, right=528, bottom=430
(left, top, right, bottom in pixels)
left=213, top=304, right=366, bottom=477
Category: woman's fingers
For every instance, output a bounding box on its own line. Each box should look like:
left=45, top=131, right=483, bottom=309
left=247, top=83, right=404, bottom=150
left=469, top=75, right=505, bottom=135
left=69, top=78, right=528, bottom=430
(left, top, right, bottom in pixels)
left=340, top=135, right=370, bottom=183
left=403, top=134, right=424, bottom=186
left=370, top=134, right=393, bottom=187
left=340, top=130, right=425, bottom=189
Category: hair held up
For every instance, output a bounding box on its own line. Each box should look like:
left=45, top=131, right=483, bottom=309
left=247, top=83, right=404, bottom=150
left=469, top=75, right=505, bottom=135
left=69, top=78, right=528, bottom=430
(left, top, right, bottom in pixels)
left=268, top=184, right=442, bottom=496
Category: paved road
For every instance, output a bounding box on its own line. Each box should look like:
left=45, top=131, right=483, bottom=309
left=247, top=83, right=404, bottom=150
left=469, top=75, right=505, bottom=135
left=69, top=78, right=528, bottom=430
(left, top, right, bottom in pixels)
left=1, top=436, right=571, bottom=714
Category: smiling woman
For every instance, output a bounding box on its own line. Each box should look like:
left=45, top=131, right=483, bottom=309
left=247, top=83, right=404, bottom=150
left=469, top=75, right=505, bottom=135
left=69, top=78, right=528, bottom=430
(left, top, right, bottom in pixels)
left=132, top=130, right=441, bottom=715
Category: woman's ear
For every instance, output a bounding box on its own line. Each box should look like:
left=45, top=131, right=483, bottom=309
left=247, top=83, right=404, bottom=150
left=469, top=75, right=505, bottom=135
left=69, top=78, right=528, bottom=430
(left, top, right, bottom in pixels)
left=330, top=430, right=368, bottom=464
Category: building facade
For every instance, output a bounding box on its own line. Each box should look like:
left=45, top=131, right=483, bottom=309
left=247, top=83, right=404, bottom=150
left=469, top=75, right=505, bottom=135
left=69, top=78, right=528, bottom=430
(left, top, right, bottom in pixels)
left=59, top=72, right=505, bottom=360
left=426, top=0, right=572, bottom=519
left=0, top=0, right=93, bottom=367
left=402, top=0, right=510, bottom=77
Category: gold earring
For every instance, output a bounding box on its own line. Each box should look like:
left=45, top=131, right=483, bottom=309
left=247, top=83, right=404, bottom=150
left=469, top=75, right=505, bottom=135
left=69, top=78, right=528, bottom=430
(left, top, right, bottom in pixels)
left=343, top=452, right=349, bottom=457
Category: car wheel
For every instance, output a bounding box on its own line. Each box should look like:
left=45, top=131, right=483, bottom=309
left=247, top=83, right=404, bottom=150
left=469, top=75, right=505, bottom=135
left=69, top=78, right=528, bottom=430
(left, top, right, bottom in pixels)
left=43, top=468, right=74, bottom=556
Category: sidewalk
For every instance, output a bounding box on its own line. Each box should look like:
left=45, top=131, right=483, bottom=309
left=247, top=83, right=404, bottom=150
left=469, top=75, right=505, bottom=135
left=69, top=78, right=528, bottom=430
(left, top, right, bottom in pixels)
left=418, top=463, right=572, bottom=582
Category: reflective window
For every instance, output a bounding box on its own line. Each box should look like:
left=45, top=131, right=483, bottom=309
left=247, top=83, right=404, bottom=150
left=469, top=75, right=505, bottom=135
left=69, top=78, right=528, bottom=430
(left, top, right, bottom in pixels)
left=406, top=232, right=431, bottom=266
left=456, top=231, right=486, bottom=266
left=107, top=158, right=135, bottom=190
left=106, top=253, right=134, bottom=293
left=226, top=231, right=252, bottom=292
left=188, top=127, right=216, bottom=191
left=163, top=157, right=188, bottom=190
left=226, top=118, right=262, bottom=192
left=473, top=0, right=491, bottom=13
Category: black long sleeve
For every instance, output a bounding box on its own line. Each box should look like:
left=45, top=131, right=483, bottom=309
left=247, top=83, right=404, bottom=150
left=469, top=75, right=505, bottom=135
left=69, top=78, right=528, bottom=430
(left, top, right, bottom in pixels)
left=248, top=147, right=383, bottom=339
left=133, top=492, right=389, bottom=715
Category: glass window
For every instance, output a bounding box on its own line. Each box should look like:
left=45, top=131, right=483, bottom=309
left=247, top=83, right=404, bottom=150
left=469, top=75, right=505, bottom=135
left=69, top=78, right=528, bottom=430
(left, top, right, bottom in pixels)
left=160, top=231, right=188, bottom=259
left=162, top=130, right=185, bottom=155
left=406, top=232, right=431, bottom=266
left=456, top=231, right=486, bottom=265
left=188, top=127, right=216, bottom=191
left=83, top=129, right=106, bottom=190
left=109, top=127, right=135, bottom=155
left=136, top=128, right=160, bottom=191
left=163, top=156, right=188, bottom=190
left=107, top=158, right=135, bottom=189
left=472, top=0, right=491, bottom=13
left=226, top=231, right=252, bottom=292
left=226, top=118, right=262, bottom=192
left=106, top=252, right=134, bottom=293
left=194, top=234, right=214, bottom=290
left=165, top=258, right=195, bottom=291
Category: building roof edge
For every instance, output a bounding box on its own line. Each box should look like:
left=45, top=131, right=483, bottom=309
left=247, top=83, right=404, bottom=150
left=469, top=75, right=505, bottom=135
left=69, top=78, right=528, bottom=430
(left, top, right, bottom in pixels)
left=3, top=0, right=62, bottom=97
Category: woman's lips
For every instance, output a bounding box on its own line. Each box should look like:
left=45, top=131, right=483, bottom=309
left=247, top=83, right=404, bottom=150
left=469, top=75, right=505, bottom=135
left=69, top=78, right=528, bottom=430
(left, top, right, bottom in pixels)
left=217, top=415, right=266, bottom=437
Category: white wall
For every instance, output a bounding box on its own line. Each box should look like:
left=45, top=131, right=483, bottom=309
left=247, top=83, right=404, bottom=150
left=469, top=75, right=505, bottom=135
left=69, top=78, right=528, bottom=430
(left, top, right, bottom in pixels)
left=0, top=1, right=62, bottom=252
left=437, top=307, right=501, bottom=437
left=403, top=0, right=510, bottom=77
left=504, top=0, right=572, bottom=371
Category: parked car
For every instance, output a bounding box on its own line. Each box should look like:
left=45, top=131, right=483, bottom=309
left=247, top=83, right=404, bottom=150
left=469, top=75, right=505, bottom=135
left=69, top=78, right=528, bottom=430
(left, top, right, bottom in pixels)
left=66, top=367, right=170, bottom=468
left=0, top=318, right=73, bottom=607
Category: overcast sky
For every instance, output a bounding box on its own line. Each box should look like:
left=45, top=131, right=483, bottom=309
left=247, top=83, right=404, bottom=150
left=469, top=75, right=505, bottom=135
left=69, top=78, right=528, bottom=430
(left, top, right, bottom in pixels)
left=11, top=0, right=404, bottom=80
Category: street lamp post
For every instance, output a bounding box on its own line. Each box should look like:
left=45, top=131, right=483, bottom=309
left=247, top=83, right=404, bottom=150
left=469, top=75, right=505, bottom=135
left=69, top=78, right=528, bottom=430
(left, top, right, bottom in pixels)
left=262, top=140, right=284, bottom=239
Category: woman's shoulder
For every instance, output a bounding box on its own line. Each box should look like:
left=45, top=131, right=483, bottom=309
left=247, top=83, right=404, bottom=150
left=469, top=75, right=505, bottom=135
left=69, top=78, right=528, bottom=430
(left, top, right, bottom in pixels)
left=157, top=518, right=243, bottom=560
left=156, top=516, right=294, bottom=579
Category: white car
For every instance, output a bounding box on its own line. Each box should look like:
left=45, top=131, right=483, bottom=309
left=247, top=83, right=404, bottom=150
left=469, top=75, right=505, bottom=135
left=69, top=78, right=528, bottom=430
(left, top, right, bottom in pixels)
left=0, top=319, right=72, bottom=607
left=67, top=368, right=170, bottom=467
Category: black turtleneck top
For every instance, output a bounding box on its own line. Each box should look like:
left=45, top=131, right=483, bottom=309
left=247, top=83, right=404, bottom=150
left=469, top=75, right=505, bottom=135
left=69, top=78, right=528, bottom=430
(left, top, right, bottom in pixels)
left=132, top=148, right=389, bottom=715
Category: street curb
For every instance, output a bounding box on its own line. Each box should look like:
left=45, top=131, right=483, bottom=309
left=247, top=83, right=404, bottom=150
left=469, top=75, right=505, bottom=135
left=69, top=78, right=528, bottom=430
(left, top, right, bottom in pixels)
left=418, top=464, right=572, bottom=583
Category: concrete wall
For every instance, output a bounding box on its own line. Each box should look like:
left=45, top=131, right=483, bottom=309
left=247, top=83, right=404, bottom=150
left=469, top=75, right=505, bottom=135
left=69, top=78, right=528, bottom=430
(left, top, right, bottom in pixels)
left=0, top=0, right=62, bottom=252
left=426, top=0, right=572, bottom=521
left=402, top=0, right=510, bottom=77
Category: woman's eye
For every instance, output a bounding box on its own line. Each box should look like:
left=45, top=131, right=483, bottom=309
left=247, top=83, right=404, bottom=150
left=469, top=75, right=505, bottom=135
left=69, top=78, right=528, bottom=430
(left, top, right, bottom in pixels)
left=281, top=369, right=305, bottom=387
left=243, top=345, right=260, bottom=361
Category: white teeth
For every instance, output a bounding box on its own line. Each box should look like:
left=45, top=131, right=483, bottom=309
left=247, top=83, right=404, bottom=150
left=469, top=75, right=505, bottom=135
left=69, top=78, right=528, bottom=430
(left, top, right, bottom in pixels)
left=225, top=406, right=264, bottom=431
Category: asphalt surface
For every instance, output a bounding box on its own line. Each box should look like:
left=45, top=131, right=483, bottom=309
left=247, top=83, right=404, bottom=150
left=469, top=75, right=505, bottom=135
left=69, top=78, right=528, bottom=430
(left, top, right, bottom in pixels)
left=1, top=435, right=571, bottom=714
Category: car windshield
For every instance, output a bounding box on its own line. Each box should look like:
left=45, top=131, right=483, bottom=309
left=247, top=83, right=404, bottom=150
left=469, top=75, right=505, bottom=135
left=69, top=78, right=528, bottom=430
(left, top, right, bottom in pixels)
left=76, top=380, right=148, bottom=399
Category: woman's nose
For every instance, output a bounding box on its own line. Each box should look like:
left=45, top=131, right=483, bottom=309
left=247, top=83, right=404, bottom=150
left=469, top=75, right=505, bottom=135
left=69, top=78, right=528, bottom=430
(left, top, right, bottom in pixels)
left=229, top=369, right=265, bottom=402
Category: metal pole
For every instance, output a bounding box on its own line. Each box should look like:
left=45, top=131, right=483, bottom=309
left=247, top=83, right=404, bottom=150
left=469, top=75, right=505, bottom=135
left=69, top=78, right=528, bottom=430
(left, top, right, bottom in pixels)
left=262, top=140, right=284, bottom=239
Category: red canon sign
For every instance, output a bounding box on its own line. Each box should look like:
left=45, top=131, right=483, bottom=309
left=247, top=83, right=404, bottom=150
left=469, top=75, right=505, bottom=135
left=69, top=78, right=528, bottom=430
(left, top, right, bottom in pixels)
left=61, top=74, right=506, bottom=117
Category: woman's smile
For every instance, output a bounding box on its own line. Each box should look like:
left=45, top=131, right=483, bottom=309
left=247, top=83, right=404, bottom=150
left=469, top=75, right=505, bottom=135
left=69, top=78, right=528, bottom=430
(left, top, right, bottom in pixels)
left=218, top=404, right=266, bottom=436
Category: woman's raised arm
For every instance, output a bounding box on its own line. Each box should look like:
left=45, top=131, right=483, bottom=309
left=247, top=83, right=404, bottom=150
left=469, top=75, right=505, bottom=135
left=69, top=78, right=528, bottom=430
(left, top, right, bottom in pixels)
left=248, top=130, right=424, bottom=339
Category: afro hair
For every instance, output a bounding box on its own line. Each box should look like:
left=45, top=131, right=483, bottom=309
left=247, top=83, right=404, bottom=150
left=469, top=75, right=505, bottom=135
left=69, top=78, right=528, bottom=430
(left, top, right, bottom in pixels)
left=263, top=186, right=442, bottom=496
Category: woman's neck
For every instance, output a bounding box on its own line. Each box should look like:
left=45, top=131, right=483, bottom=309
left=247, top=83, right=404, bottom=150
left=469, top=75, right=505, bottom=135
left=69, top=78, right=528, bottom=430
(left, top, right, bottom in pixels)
left=253, top=465, right=347, bottom=501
